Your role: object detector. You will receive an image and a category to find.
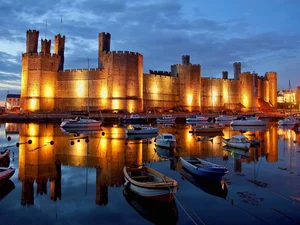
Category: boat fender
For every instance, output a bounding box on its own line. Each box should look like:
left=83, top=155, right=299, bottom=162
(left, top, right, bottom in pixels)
left=197, top=137, right=201, bottom=142
left=85, top=138, right=89, bottom=143
left=28, top=140, right=32, bottom=144
left=154, top=138, right=156, bottom=142
left=77, top=140, right=80, bottom=142
left=7, top=136, right=11, bottom=141
left=102, top=132, right=105, bottom=136
left=293, top=139, right=297, bottom=143
left=70, top=141, right=75, bottom=145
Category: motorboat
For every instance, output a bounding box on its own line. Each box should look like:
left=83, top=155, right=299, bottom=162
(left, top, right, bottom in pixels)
left=125, top=125, right=159, bottom=135
left=123, top=114, right=148, bottom=124
left=215, top=115, right=236, bottom=122
left=155, top=146, right=176, bottom=159
left=180, top=168, right=228, bottom=199
left=155, top=133, right=177, bottom=149
left=278, top=116, right=297, bottom=126
left=222, top=145, right=251, bottom=158
left=186, top=114, right=208, bottom=123
left=123, top=165, right=178, bottom=203
left=191, top=124, right=224, bottom=133
left=60, top=116, right=102, bottom=129
left=222, top=135, right=251, bottom=150
left=0, top=167, right=15, bottom=184
left=156, top=115, right=176, bottom=124
left=123, top=186, right=178, bottom=225
left=230, top=115, right=269, bottom=126
left=180, top=157, right=228, bottom=181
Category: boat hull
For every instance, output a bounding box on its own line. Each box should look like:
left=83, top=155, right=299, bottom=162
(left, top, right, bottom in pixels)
left=180, top=157, right=228, bottom=182
left=156, top=140, right=176, bottom=149
left=60, top=120, right=102, bottom=128
left=230, top=120, right=268, bottom=126
left=0, top=167, right=15, bottom=184
left=222, top=138, right=251, bottom=150
left=192, top=127, right=224, bottom=133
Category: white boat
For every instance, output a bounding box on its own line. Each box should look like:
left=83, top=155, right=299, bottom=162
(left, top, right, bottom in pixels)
left=123, top=165, right=178, bottom=203
left=0, top=167, right=15, bottom=184
left=278, top=116, right=297, bottom=126
left=156, top=115, right=176, bottom=124
left=230, top=115, right=268, bottom=126
left=222, top=135, right=251, bottom=150
left=123, top=114, right=148, bottom=124
left=191, top=124, right=224, bottom=133
left=222, top=145, right=251, bottom=158
left=186, top=114, right=208, bottom=123
left=60, top=116, right=102, bottom=128
left=215, top=115, right=236, bottom=122
left=180, top=157, right=228, bottom=182
left=155, top=133, right=176, bottom=149
left=126, top=125, right=159, bottom=135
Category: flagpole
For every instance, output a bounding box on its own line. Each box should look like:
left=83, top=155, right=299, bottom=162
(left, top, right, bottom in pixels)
left=60, top=16, right=62, bottom=34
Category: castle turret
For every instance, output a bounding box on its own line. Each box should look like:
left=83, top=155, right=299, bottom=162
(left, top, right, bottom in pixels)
left=182, top=55, right=190, bottom=65
left=54, top=34, right=65, bottom=71
left=233, top=62, right=241, bottom=80
left=41, top=39, right=51, bottom=54
left=265, top=72, right=277, bottom=107
left=222, top=71, right=228, bottom=79
left=26, top=30, right=39, bottom=53
left=98, top=32, right=111, bottom=68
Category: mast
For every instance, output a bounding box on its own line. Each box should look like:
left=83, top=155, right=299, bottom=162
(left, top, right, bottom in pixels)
left=253, top=71, right=256, bottom=115
left=87, top=58, right=90, bottom=117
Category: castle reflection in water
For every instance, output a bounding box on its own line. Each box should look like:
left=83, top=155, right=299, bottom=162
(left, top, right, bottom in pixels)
left=7, top=122, right=297, bottom=207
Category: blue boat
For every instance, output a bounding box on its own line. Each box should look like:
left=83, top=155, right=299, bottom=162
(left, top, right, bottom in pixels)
left=180, top=157, right=228, bottom=181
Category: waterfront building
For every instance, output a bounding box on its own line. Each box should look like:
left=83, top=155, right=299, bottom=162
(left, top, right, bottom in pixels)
left=20, top=30, right=277, bottom=113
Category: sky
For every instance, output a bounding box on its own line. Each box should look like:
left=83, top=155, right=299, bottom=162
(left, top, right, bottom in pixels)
left=0, top=0, right=300, bottom=102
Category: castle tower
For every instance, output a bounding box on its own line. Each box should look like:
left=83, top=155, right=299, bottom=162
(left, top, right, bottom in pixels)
left=26, top=30, right=39, bottom=53
left=182, top=55, right=190, bottom=65
left=98, top=32, right=111, bottom=68
left=41, top=39, right=51, bottom=54
left=233, top=62, right=241, bottom=80
left=222, top=71, right=228, bottom=79
left=265, top=72, right=277, bottom=107
left=54, top=34, right=65, bottom=71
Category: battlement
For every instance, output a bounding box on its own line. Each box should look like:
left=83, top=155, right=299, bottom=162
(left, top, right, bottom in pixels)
left=22, top=53, right=60, bottom=58
left=54, top=34, right=65, bottom=40
left=63, top=68, right=104, bottom=73
left=26, top=29, right=39, bottom=34
left=108, top=50, right=141, bottom=56
left=99, top=32, right=111, bottom=37
left=149, top=70, right=171, bottom=76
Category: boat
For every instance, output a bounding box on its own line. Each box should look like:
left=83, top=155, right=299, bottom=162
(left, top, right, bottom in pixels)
left=180, top=157, right=228, bottom=181
left=123, top=114, right=148, bottom=124
left=222, top=135, right=251, bottom=150
left=60, top=59, right=103, bottom=129
left=125, top=125, right=159, bottom=135
left=278, top=116, right=297, bottom=126
left=0, top=167, right=15, bottom=184
left=0, top=149, right=10, bottom=162
left=186, top=114, right=208, bottom=123
left=155, top=133, right=177, bottom=149
left=230, top=115, right=269, bottom=126
left=191, top=124, right=224, bottom=133
left=123, top=186, right=178, bottom=225
left=123, top=165, right=178, bottom=203
left=215, top=115, right=236, bottom=122
left=156, top=115, right=176, bottom=124
left=60, top=126, right=102, bottom=135
left=180, top=168, right=228, bottom=199
left=0, top=179, right=15, bottom=201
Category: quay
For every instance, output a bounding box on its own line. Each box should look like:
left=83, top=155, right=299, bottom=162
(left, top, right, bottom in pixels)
left=0, top=111, right=289, bottom=124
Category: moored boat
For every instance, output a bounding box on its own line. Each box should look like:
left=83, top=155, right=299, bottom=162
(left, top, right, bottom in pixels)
left=180, top=157, right=228, bottom=181
left=278, top=116, right=297, bottom=126
left=0, top=167, right=15, bottom=184
left=156, top=115, right=176, bottom=124
left=123, top=114, right=148, bottom=124
left=186, top=114, right=208, bottom=123
left=222, top=135, right=251, bottom=150
left=230, top=115, right=269, bottom=126
left=125, top=125, right=159, bottom=135
left=191, top=124, right=224, bottom=133
left=60, top=116, right=102, bottom=129
left=215, top=115, right=236, bottom=122
left=123, top=165, right=178, bottom=203
left=155, top=133, right=177, bottom=149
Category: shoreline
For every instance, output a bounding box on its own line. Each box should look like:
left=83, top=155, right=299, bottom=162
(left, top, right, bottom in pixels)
left=0, top=112, right=285, bottom=124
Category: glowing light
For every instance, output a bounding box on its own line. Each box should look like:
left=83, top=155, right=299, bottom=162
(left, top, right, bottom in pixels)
left=76, top=81, right=85, bottom=97
left=152, top=86, right=159, bottom=94
left=29, top=98, right=38, bottom=111
left=28, top=124, right=39, bottom=136
left=113, top=99, right=119, bottom=109
left=44, top=85, right=54, bottom=97
left=101, top=88, right=107, bottom=98
left=187, top=94, right=193, bottom=106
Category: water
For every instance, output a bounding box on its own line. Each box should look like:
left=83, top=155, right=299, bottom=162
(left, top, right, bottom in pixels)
left=1, top=122, right=300, bottom=225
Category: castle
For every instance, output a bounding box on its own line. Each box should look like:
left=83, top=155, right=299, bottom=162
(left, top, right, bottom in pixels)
left=20, top=30, right=277, bottom=113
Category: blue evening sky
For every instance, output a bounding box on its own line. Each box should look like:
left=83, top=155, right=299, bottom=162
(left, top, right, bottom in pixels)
left=0, top=0, right=299, bottom=102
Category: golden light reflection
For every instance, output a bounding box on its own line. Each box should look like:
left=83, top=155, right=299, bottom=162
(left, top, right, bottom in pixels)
left=99, top=138, right=107, bottom=158
left=113, top=99, right=119, bottom=109
left=101, top=88, right=107, bottom=98
left=29, top=98, right=38, bottom=111
left=28, top=123, right=39, bottom=137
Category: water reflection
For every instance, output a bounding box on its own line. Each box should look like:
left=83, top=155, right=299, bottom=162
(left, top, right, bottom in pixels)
left=180, top=168, right=228, bottom=199
left=3, top=121, right=294, bottom=207
left=0, top=179, right=15, bottom=201
left=123, top=186, right=178, bottom=225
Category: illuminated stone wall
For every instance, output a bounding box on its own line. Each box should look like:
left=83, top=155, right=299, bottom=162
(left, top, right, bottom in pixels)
left=265, top=72, right=277, bottom=107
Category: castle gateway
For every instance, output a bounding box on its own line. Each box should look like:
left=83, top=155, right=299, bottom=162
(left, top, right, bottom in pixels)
left=20, top=30, right=277, bottom=113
